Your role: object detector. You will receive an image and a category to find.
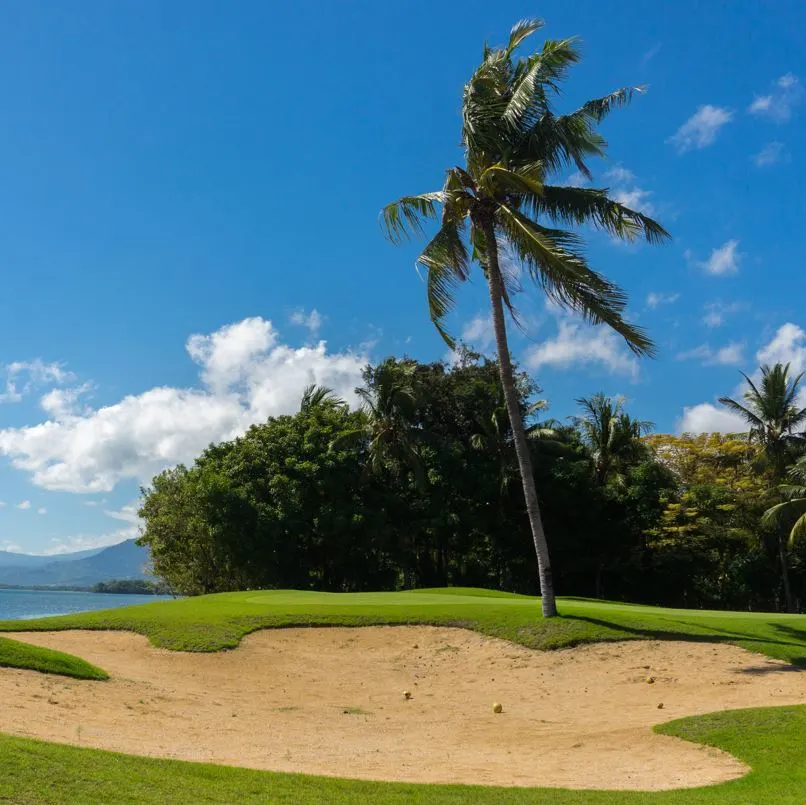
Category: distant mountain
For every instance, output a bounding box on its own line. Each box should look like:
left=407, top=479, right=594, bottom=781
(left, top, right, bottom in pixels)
left=0, top=540, right=151, bottom=587
left=0, top=546, right=105, bottom=569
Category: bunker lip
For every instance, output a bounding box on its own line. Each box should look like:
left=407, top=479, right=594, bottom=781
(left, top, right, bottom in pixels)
left=2, top=626, right=805, bottom=790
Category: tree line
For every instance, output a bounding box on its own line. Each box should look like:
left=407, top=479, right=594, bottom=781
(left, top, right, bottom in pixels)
left=137, top=354, right=806, bottom=612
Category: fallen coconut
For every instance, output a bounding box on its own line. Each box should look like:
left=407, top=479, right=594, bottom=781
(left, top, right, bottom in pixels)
left=492, top=702, right=503, bottom=713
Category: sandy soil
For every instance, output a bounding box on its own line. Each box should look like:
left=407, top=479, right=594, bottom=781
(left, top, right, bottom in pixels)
left=2, top=626, right=805, bottom=790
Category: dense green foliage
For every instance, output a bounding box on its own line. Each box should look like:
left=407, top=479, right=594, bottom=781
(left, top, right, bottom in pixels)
left=135, top=352, right=806, bottom=611
left=0, top=635, right=107, bottom=679
left=4, top=589, right=806, bottom=666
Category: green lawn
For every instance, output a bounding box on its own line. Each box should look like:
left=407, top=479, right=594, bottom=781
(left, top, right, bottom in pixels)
left=0, top=634, right=107, bottom=679
left=2, top=587, right=806, bottom=803
left=0, top=706, right=803, bottom=803
left=2, top=587, right=805, bottom=664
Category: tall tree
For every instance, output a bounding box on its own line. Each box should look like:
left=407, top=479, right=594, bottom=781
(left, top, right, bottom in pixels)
left=381, top=19, right=669, bottom=616
left=719, top=363, right=806, bottom=611
left=573, top=393, right=653, bottom=486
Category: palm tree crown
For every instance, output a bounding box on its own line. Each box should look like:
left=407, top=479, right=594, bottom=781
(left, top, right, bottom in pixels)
left=573, top=393, right=653, bottom=486
left=718, top=363, right=806, bottom=478
left=382, top=18, right=669, bottom=348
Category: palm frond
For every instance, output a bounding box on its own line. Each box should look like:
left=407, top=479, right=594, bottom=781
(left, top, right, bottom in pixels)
left=571, top=87, right=645, bottom=123
left=506, top=18, right=544, bottom=54
left=718, top=396, right=765, bottom=430
left=496, top=204, right=655, bottom=356
left=381, top=192, right=445, bottom=243
left=535, top=185, right=670, bottom=244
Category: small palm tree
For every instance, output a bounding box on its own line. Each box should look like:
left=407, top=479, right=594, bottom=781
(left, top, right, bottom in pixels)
left=299, top=384, right=345, bottom=414
left=720, top=363, right=806, bottom=612
left=719, top=363, right=806, bottom=478
left=573, top=393, right=653, bottom=486
left=382, top=19, right=669, bottom=616
left=763, top=457, right=806, bottom=546
left=355, top=360, right=424, bottom=485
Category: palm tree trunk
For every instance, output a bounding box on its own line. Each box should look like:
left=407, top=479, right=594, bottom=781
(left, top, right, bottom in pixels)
left=481, top=220, right=557, bottom=618
left=778, top=535, right=795, bottom=613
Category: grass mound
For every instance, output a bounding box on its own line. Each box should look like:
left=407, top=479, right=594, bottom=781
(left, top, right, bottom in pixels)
left=0, top=635, right=107, bottom=680
left=1, top=588, right=805, bottom=666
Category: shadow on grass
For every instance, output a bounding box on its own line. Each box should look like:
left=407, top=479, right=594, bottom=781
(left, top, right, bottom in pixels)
left=568, top=615, right=806, bottom=667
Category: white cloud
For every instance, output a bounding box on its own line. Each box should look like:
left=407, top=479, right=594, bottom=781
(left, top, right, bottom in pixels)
left=0, top=502, right=5, bottom=508
left=753, top=141, right=786, bottom=167
left=104, top=502, right=140, bottom=525
left=696, top=239, right=742, bottom=276
left=676, top=342, right=745, bottom=366
left=748, top=74, right=802, bottom=122
left=566, top=171, right=589, bottom=188
left=612, top=188, right=655, bottom=216
left=40, top=383, right=93, bottom=420
left=289, top=308, right=324, bottom=336
left=646, top=292, right=680, bottom=309
left=460, top=315, right=494, bottom=351
left=604, top=165, right=635, bottom=184
left=0, top=317, right=368, bottom=494
left=525, top=319, right=639, bottom=378
left=677, top=322, right=806, bottom=434
left=642, top=43, right=661, bottom=64
left=37, top=507, right=46, bottom=515
left=668, top=105, right=734, bottom=153
left=604, top=165, right=656, bottom=217
left=1, top=541, right=22, bottom=552
left=0, top=360, right=74, bottom=404
left=702, top=301, right=742, bottom=328
left=757, top=322, right=806, bottom=378
left=679, top=404, right=746, bottom=435
left=16, top=501, right=30, bottom=510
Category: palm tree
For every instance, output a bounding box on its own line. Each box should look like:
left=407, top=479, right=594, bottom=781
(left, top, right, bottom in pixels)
left=355, top=359, right=424, bottom=485
left=720, top=363, right=806, bottom=612
left=718, top=363, right=806, bottom=477
left=381, top=19, right=669, bottom=617
left=573, top=393, right=653, bottom=486
left=299, top=384, right=346, bottom=413
left=763, top=456, right=806, bottom=546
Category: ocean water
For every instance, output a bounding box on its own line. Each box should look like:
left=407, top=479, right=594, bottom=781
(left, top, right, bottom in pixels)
left=0, top=588, right=173, bottom=621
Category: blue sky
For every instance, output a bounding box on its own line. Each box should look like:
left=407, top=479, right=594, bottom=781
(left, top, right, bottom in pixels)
left=0, top=0, right=804, bottom=554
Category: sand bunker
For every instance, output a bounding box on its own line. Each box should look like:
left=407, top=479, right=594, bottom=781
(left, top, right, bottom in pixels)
left=3, top=626, right=806, bottom=790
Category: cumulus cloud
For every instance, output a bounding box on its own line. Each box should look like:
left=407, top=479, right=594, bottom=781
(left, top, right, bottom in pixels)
left=289, top=308, right=324, bottom=336
left=566, top=171, right=589, bottom=188
left=16, top=501, right=31, bottom=510
left=748, top=74, right=802, bottom=123
left=0, top=318, right=368, bottom=494
left=678, top=322, right=806, bottom=433
left=693, top=240, right=742, bottom=276
left=668, top=105, right=734, bottom=153
left=757, top=322, right=806, bottom=379
left=679, top=404, right=746, bottom=435
left=676, top=342, right=745, bottom=366
left=0, top=360, right=74, bottom=404
left=646, top=292, right=680, bottom=309
left=43, top=526, right=138, bottom=556
left=525, top=319, right=639, bottom=378
left=754, top=141, right=787, bottom=167
left=37, top=507, right=46, bottom=515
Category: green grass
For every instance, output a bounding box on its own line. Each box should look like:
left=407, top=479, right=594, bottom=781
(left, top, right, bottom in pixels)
left=2, top=588, right=806, bottom=801
left=2, top=587, right=806, bottom=666
left=0, top=635, right=107, bottom=680
left=0, top=705, right=803, bottom=803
